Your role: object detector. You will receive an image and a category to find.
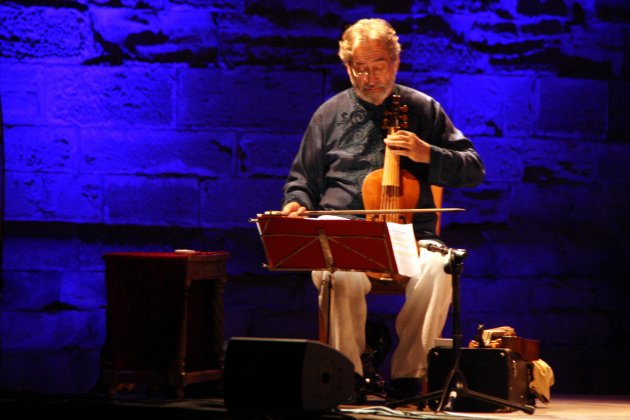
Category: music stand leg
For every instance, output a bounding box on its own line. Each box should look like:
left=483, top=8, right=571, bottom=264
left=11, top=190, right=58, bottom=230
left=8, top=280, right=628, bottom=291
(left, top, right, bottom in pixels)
left=386, top=248, right=536, bottom=415
left=320, top=271, right=334, bottom=345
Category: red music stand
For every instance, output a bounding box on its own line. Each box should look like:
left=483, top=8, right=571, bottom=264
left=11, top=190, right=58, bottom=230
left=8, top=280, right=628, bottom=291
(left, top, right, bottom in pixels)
left=255, top=215, right=410, bottom=343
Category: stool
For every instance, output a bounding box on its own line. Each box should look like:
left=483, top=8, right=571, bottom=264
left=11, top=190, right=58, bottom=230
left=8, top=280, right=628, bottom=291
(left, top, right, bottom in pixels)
left=97, top=251, right=230, bottom=398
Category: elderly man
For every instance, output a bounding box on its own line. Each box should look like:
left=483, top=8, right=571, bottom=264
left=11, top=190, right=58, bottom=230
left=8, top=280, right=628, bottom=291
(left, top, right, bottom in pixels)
left=282, top=18, right=485, bottom=404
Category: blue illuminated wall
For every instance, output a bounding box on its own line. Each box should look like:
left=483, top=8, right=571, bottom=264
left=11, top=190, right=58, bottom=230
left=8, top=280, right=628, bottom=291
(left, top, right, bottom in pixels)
left=0, top=0, right=628, bottom=396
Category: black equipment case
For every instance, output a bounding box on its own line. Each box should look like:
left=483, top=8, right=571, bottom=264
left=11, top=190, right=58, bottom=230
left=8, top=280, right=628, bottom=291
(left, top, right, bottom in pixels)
left=427, top=347, right=534, bottom=412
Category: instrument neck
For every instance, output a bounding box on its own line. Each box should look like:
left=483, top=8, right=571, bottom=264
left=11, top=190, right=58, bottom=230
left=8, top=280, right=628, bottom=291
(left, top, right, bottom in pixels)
left=380, top=127, right=401, bottom=219
left=382, top=127, right=400, bottom=188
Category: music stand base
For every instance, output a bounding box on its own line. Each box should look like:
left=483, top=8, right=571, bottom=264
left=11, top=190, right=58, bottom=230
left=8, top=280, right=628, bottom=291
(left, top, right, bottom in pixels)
left=386, top=246, right=535, bottom=416
left=387, top=386, right=535, bottom=415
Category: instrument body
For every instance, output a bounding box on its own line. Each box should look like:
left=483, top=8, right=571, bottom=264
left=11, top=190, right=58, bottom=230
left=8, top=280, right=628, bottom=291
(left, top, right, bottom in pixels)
left=361, top=94, right=421, bottom=224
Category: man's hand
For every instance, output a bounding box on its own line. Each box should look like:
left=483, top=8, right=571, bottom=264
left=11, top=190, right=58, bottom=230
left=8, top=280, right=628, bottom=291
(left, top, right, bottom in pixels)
left=384, top=129, right=431, bottom=164
left=281, top=201, right=308, bottom=217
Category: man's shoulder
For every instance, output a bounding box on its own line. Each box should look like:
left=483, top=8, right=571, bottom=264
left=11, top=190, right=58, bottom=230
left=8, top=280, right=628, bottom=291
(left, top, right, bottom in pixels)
left=397, top=84, right=435, bottom=105
left=320, top=88, right=353, bottom=107
left=312, top=88, right=354, bottom=117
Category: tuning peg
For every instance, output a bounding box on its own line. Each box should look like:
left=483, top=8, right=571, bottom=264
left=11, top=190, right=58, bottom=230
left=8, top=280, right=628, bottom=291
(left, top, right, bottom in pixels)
left=400, top=104, right=408, bottom=113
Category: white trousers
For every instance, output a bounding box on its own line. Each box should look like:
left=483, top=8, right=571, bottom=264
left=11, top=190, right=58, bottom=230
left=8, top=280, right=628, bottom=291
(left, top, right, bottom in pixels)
left=312, top=240, right=452, bottom=380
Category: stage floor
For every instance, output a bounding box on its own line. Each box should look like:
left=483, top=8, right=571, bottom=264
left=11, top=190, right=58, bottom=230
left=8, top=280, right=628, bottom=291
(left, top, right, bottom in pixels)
left=343, top=394, right=630, bottom=419
left=1, top=392, right=629, bottom=419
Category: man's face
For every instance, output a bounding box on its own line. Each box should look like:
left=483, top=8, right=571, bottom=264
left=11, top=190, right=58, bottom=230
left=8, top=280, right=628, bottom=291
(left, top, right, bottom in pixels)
left=346, top=39, right=398, bottom=106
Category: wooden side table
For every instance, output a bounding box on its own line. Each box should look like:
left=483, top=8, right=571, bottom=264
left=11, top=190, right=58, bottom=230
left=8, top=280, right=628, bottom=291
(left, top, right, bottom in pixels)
left=97, top=251, right=230, bottom=398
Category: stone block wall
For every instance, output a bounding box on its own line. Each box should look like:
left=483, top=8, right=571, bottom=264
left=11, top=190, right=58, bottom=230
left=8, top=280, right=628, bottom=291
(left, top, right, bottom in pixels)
left=0, top=0, right=628, bottom=395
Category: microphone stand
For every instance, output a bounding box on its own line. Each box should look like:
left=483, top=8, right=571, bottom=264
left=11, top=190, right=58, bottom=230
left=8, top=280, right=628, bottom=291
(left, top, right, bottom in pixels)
left=386, top=244, right=536, bottom=415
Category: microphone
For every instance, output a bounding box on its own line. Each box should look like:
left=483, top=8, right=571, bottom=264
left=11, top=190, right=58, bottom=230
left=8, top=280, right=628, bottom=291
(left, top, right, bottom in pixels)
left=417, top=241, right=450, bottom=255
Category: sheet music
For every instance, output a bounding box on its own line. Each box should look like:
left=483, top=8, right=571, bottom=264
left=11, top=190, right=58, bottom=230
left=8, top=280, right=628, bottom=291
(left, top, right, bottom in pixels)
left=386, top=222, right=421, bottom=278
left=312, top=215, right=349, bottom=220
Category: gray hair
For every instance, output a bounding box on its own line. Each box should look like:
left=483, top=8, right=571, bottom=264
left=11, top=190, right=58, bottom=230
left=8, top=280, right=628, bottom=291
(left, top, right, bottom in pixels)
left=338, top=18, right=401, bottom=64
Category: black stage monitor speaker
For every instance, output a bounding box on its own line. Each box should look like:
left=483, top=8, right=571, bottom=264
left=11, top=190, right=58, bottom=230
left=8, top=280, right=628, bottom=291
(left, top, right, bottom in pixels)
left=223, top=337, right=354, bottom=413
left=428, top=347, right=533, bottom=412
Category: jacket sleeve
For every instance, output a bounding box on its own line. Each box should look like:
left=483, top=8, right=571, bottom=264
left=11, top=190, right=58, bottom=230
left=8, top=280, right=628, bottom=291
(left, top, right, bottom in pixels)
left=426, top=101, right=485, bottom=188
left=282, top=114, right=326, bottom=209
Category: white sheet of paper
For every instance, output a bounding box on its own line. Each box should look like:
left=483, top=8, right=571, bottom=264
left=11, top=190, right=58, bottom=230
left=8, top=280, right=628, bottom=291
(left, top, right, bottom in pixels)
left=386, top=222, right=420, bottom=278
